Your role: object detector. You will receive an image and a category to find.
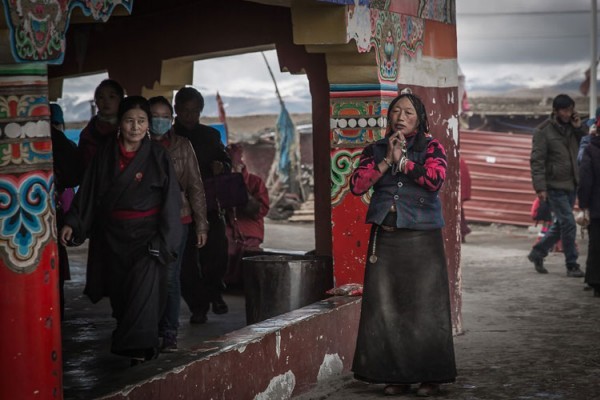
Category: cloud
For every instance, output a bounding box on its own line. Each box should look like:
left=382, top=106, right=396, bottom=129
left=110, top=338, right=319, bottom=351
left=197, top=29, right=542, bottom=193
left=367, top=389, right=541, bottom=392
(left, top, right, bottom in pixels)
left=193, top=50, right=310, bottom=107
left=56, top=3, right=599, bottom=120
left=456, top=0, right=595, bottom=91
left=462, top=61, right=589, bottom=93
left=58, top=73, right=108, bottom=122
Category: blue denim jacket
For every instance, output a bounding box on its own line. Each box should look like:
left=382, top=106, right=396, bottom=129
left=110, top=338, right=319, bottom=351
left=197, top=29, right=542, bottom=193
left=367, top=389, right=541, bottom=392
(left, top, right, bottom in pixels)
left=365, top=134, right=444, bottom=230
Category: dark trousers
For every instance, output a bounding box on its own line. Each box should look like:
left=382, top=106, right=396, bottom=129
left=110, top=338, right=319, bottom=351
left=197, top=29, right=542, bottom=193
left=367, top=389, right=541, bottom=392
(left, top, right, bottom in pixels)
left=159, top=224, right=189, bottom=335
left=532, top=189, right=578, bottom=266
left=181, top=212, right=228, bottom=316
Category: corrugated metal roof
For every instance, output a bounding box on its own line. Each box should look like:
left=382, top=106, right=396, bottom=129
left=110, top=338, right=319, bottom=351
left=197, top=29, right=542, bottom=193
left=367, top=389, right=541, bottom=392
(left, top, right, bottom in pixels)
left=461, top=129, right=537, bottom=226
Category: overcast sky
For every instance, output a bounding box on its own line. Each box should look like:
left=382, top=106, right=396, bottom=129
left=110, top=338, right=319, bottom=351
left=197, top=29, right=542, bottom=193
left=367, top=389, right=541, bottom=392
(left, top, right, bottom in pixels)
left=457, top=0, right=595, bottom=92
left=61, top=1, right=598, bottom=120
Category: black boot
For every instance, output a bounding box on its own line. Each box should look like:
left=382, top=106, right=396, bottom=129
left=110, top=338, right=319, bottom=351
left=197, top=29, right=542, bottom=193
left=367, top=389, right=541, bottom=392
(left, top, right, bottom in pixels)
left=528, top=251, right=548, bottom=274
left=566, top=263, right=584, bottom=278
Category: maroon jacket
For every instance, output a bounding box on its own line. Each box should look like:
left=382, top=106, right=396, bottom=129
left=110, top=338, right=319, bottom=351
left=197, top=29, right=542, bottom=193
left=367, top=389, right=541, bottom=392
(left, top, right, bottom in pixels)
left=235, top=168, right=269, bottom=244
left=78, top=116, right=118, bottom=169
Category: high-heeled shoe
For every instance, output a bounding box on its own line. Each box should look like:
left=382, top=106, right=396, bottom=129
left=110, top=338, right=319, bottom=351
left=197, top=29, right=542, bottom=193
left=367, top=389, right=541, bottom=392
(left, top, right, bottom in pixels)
left=383, top=384, right=410, bottom=395
left=416, top=383, right=440, bottom=397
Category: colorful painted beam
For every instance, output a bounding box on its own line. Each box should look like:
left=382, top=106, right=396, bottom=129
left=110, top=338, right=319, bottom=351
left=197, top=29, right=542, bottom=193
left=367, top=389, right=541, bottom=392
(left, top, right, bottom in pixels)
left=2, top=0, right=133, bottom=64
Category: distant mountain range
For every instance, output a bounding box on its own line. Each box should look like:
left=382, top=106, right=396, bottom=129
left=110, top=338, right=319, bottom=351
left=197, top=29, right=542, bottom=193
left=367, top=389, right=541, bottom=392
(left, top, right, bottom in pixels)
left=469, top=67, right=589, bottom=99
left=59, top=68, right=597, bottom=123
left=60, top=91, right=313, bottom=124
left=465, top=66, right=600, bottom=117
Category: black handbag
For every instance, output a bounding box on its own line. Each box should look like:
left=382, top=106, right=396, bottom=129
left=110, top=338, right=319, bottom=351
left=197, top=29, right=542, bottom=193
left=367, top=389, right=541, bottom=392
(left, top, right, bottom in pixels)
left=203, top=172, right=249, bottom=212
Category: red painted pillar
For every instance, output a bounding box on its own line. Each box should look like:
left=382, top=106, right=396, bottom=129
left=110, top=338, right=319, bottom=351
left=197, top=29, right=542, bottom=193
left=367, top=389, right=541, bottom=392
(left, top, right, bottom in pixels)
left=0, top=64, right=63, bottom=399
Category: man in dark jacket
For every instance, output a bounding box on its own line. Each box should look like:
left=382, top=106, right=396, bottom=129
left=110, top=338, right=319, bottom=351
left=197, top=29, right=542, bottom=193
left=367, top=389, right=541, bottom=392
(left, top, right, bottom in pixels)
left=174, top=87, right=232, bottom=324
left=577, top=130, right=600, bottom=296
left=528, top=94, right=586, bottom=276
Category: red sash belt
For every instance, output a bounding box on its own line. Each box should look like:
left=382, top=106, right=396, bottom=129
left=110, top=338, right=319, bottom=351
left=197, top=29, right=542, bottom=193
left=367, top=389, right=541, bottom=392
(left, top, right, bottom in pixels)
left=111, top=206, right=160, bottom=220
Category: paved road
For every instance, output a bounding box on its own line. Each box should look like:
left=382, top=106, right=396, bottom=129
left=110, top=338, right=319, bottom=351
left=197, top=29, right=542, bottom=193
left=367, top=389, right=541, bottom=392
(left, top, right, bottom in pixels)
left=262, top=219, right=316, bottom=252
left=294, top=224, right=600, bottom=400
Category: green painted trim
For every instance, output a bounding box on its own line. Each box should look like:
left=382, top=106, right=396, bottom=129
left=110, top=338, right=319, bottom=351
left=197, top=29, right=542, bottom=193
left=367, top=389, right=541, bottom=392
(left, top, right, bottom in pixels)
left=0, top=64, right=48, bottom=76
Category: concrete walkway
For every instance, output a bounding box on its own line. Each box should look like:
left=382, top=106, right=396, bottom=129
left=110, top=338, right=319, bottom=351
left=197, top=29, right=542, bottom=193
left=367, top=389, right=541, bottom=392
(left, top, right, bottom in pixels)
left=294, top=224, right=600, bottom=400
left=61, top=220, right=317, bottom=399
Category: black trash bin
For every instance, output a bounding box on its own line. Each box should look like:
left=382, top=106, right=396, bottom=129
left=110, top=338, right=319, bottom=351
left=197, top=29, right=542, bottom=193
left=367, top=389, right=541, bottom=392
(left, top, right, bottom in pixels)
left=243, top=254, right=333, bottom=325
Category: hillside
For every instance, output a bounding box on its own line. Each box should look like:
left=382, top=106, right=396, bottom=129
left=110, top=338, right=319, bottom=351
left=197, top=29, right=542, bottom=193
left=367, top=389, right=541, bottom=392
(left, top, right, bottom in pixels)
left=65, top=113, right=313, bottom=142
left=468, top=95, right=593, bottom=116
left=200, top=113, right=312, bottom=142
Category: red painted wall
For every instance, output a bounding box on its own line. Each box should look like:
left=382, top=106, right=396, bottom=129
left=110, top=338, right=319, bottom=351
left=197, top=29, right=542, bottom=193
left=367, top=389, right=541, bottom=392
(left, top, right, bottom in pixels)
left=99, top=298, right=361, bottom=400
left=0, top=244, right=63, bottom=398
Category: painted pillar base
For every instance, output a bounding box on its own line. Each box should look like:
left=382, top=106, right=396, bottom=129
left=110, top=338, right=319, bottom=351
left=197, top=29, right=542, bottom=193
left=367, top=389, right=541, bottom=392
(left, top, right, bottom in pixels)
left=0, top=64, right=63, bottom=399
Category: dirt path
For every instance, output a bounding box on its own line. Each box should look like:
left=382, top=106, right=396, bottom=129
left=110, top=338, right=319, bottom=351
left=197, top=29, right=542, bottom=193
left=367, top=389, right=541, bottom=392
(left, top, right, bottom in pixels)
left=294, top=224, right=600, bottom=399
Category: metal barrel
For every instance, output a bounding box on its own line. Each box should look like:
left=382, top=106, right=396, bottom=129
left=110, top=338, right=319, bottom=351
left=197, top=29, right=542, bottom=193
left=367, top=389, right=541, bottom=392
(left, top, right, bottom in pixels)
left=243, top=254, right=333, bottom=325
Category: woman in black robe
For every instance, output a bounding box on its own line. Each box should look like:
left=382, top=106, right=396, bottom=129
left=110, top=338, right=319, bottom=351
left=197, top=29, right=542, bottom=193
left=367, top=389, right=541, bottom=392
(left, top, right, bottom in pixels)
left=60, top=96, right=182, bottom=365
left=349, top=93, right=456, bottom=397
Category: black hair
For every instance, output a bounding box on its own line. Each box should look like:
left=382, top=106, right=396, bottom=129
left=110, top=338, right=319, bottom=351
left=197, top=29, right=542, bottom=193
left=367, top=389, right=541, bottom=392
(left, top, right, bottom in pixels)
left=148, top=96, right=174, bottom=116
left=386, top=93, right=429, bottom=136
left=552, top=94, right=575, bottom=111
left=174, top=87, right=205, bottom=113
left=118, top=95, right=152, bottom=124
left=94, top=79, right=125, bottom=100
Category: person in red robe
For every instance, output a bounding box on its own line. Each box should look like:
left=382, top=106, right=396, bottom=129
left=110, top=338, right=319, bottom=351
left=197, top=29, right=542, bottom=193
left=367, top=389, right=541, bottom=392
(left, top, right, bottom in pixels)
left=224, top=143, right=270, bottom=286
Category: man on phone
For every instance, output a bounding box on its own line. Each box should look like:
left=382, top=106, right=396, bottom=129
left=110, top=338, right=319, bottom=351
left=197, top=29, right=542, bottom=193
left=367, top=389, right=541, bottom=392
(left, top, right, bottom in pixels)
left=528, top=94, right=587, bottom=276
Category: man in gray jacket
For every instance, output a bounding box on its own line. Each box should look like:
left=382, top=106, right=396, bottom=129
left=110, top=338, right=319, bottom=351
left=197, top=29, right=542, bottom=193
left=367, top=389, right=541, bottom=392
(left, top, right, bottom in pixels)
left=528, top=94, right=586, bottom=276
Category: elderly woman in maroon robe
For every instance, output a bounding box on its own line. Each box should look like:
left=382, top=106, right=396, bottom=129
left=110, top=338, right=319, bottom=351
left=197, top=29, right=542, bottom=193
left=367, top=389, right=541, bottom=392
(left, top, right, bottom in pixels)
left=60, top=96, right=182, bottom=366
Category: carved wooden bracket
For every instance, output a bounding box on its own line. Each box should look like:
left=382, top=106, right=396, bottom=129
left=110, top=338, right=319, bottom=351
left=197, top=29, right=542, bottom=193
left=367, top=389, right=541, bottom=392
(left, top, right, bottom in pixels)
left=1, top=0, right=133, bottom=64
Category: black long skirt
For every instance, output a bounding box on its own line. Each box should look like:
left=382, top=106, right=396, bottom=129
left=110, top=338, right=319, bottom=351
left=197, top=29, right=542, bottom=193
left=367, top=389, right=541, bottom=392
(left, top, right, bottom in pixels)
left=352, top=226, right=457, bottom=384
left=585, top=219, right=600, bottom=288
left=103, top=216, right=166, bottom=359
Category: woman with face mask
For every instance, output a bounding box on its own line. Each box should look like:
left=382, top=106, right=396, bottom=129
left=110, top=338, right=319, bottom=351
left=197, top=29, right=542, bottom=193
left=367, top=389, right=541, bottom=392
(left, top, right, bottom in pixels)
left=148, top=96, right=209, bottom=352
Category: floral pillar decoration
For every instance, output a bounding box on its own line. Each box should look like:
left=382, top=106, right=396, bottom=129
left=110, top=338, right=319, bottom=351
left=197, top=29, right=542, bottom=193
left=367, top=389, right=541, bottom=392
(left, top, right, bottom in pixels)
left=2, top=0, right=133, bottom=64
left=0, top=1, right=133, bottom=398
left=0, top=63, right=60, bottom=399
